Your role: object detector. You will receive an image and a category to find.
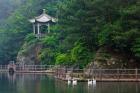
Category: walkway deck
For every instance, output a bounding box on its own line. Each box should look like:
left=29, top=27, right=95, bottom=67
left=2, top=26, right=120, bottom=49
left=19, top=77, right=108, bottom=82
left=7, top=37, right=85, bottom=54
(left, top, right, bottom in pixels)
left=1, top=65, right=140, bottom=82
left=55, top=68, right=140, bottom=82
left=0, top=65, right=55, bottom=73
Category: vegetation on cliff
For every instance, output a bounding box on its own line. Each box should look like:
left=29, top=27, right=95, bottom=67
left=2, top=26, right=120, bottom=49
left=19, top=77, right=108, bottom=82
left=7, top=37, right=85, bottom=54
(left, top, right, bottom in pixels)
left=0, top=0, right=140, bottom=68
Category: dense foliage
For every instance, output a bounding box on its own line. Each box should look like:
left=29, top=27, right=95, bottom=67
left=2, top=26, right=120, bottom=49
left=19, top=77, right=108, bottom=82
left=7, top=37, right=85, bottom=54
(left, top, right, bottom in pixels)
left=0, top=0, right=57, bottom=64
left=0, top=0, right=139, bottom=68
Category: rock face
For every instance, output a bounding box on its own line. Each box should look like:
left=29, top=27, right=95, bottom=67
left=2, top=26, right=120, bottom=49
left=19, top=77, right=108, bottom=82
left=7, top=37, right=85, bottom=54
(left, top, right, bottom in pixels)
left=86, top=47, right=137, bottom=69
left=84, top=47, right=139, bottom=76
left=16, top=43, right=42, bottom=65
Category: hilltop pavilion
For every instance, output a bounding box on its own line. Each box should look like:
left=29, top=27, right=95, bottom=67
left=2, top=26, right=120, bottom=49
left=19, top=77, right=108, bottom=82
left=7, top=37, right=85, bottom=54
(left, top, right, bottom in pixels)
left=29, top=9, right=57, bottom=38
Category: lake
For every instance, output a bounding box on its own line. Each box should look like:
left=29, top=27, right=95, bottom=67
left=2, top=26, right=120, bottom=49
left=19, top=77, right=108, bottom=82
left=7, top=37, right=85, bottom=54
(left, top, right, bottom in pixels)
left=0, top=73, right=140, bottom=93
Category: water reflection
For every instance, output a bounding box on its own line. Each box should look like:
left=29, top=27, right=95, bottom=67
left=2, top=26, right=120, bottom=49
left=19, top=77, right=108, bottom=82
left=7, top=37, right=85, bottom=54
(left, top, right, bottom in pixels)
left=7, top=73, right=16, bottom=83
left=0, top=73, right=140, bottom=93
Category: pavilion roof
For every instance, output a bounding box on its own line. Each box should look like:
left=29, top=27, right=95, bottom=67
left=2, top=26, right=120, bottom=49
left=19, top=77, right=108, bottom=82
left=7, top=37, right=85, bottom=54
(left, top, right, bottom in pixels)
left=29, top=9, right=57, bottom=23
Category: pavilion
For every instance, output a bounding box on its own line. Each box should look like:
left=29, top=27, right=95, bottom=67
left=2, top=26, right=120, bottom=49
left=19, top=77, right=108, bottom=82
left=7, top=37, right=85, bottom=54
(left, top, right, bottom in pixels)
left=29, top=9, right=57, bottom=38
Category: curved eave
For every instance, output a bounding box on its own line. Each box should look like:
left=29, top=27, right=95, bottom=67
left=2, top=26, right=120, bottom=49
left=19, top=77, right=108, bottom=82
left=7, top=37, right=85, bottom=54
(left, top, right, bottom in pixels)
left=29, top=19, right=35, bottom=23
left=52, top=18, right=58, bottom=23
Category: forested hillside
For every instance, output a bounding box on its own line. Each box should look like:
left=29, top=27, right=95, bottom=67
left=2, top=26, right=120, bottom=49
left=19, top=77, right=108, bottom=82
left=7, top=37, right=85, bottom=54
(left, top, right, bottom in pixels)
left=0, top=0, right=58, bottom=64
left=0, top=0, right=23, bottom=23
left=0, top=0, right=140, bottom=68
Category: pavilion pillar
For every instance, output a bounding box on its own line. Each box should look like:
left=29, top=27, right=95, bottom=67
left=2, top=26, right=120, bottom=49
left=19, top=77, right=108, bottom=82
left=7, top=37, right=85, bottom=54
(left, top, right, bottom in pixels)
left=33, top=24, right=36, bottom=34
left=48, top=23, right=50, bottom=33
left=37, top=23, right=40, bottom=34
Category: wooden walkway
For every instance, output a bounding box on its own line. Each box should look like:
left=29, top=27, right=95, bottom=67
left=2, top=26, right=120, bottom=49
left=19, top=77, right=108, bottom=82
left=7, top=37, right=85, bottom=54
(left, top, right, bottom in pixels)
left=1, top=65, right=140, bottom=81
left=0, top=65, right=55, bottom=73
left=0, top=65, right=8, bottom=72
left=55, top=68, right=140, bottom=82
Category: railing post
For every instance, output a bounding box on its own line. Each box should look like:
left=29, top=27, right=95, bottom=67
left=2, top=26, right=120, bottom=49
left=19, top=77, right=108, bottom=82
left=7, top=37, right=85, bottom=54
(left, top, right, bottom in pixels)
left=0, top=65, right=1, bottom=70
left=117, top=69, right=120, bottom=81
left=35, top=65, right=37, bottom=71
left=135, top=68, right=138, bottom=81
left=41, top=65, right=43, bottom=71
left=100, top=69, right=102, bottom=81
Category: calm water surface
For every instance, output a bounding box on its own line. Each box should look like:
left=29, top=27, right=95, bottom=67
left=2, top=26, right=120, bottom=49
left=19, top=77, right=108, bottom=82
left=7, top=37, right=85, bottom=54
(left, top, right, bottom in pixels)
left=0, top=73, right=140, bottom=93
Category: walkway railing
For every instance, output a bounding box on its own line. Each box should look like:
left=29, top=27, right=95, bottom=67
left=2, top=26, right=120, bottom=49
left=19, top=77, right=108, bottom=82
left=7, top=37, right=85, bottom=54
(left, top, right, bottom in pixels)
left=0, top=65, right=8, bottom=72
left=85, top=69, right=140, bottom=81
left=55, top=68, right=140, bottom=81
left=1, top=65, right=140, bottom=81
left=0, top=65, right=55, bottom=73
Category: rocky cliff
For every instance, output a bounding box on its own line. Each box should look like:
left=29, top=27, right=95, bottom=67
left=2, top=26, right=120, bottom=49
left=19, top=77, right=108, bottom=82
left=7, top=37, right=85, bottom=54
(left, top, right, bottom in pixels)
left=16, top=42, right=42, bottom=65
left=86, top=47, right=138, bottom=69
